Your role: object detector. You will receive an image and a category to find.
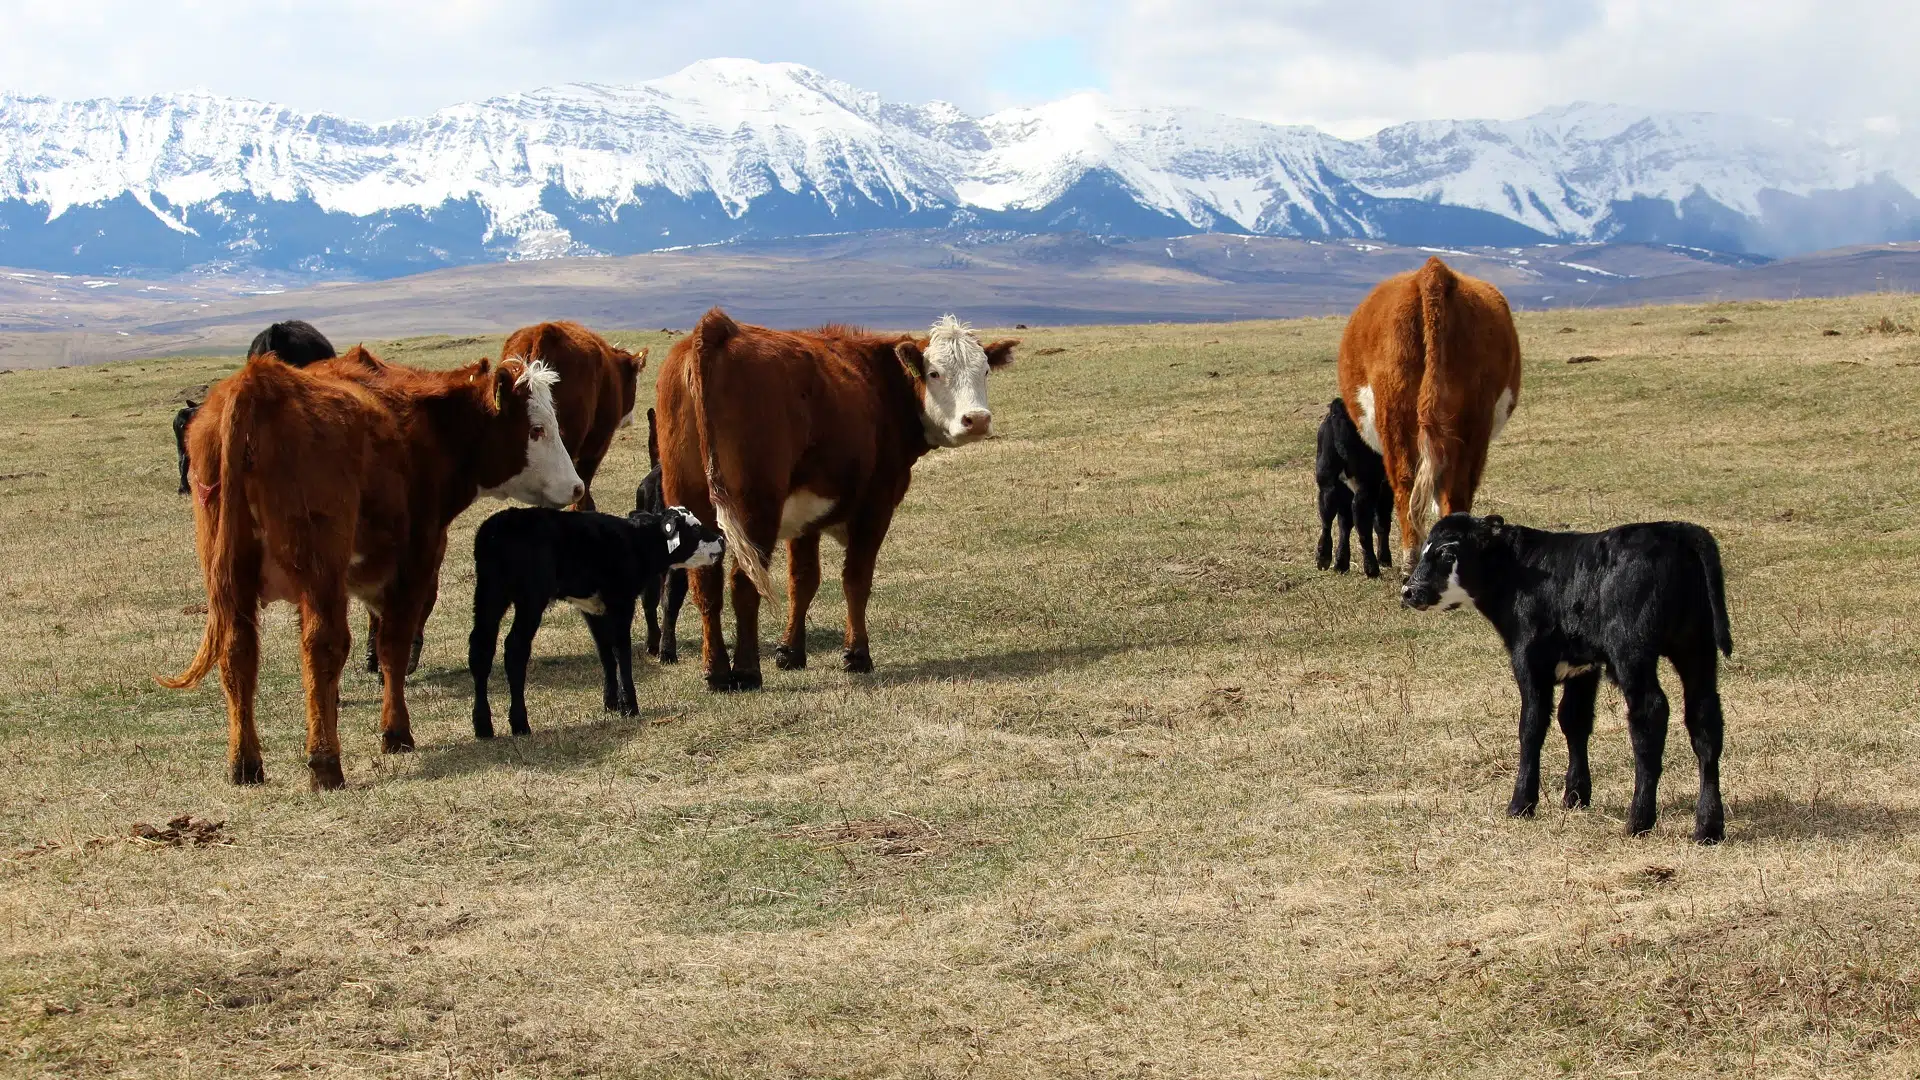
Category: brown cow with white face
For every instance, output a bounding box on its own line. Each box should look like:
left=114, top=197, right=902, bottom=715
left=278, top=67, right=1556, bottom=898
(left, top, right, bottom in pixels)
left=1338, top=256, right=1523, bottom=567
left=656, top=309, right=1018, bottom=690
left=160, top=348, right=582, bottom=790
left=498, top=320, right=647, bottom=512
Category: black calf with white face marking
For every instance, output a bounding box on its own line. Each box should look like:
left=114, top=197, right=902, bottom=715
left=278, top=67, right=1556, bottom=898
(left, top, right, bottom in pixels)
left=1403, top=513, right=1734, bottom=843
left=1314, top=396, right=1392, bottom=577
left=632, top=415, right=694, bottom=664
left=468, top=506, right=723, bottom=737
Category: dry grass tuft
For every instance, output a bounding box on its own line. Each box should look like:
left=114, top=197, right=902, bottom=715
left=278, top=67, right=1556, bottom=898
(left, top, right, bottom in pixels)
left=5, top=300, right=1920, bottom=1076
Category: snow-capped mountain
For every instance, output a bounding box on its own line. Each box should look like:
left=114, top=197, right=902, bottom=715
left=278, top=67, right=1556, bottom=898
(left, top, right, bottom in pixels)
left=2, top=58, right=1916, bottom=277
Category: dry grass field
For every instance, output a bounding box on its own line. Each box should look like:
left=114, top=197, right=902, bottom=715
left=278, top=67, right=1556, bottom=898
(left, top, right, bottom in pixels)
left=5, top=298, right=1920, bottom=1077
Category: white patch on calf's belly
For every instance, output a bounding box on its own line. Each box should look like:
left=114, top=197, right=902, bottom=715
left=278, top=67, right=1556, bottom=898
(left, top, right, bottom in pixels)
left=1341, top=472, right=1360, bottom=494
left=1490, top=387, right=1515, bottom=440
left=564, top=594, right=607, bottom=615
left=778, top=490, right=836, bottom=540
left=1555, top=661, right=1597, bottom=681
left=1355, top=385, right=1382, bottom=453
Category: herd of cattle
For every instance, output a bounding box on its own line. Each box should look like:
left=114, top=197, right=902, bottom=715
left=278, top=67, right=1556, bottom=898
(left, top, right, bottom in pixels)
left=157, top=256, right=1732, bottom=842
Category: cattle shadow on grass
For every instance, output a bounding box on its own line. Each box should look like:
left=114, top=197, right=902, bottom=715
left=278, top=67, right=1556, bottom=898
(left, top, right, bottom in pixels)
left=871, top=638, right=1160, bottom=686
left=413, top=702, right=667, bottom=781
left=1732, top=792, right=1920, bottom=843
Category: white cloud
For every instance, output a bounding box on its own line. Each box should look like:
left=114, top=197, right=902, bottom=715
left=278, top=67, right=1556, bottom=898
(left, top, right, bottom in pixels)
left=0, top=0, right=1913, bottom=134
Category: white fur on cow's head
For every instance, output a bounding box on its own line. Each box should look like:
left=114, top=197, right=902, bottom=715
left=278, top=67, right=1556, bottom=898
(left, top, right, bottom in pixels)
left=895, top=315, right=1017, bottom=448
left=481, top=358, right=584, bottom=508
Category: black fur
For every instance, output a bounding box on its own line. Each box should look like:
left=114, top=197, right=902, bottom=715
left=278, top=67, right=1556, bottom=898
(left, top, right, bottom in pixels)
left=1314, top=397, right=1392, bottom=577
left=468, top=506, right=721, bottom=738
left=1403, top=513, right=1733, bottom=843
left=172, top=400, right=200, bottom=494
left=632, top=407, right=690, bottom=664
left=247, top=320, right=338, bottom=367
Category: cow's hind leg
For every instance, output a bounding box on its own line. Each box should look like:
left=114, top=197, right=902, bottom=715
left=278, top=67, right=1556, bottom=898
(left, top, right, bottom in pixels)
left=1674, top=648, right=1727, bottom=844
left=298, top=582, right=352, bottom=791
left=1616, top=660, right=1671, bottom=837
left=221, top=573, right=266, bottom=785
left=375, top=596, right=424, bottom=753
left=1557, top=670, right=1601, bottom=809
left=777, top=533, right=821, bottom=669
left=1374, top=396, right=1423, bottom=566
left=365, top=610, right=382, bottom=674
left=725, top=501, right=782, bottom=690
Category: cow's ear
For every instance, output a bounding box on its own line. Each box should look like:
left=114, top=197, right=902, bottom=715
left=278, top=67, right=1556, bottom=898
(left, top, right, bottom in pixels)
left=632, top=346, right=649, bottom=373
left=895, top=341, right=926, bottom=378
left=491, top=365, right=518, bottom=413
left=983, top=339, right=1020, bottom=369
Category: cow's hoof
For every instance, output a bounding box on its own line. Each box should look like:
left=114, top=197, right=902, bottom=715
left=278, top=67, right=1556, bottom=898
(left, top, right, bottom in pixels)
left=774, top=644, right=806, bottom=670
left=619, top=700, right=639, bottom=717
left=473, top=716, right=495, bottom=740
left=1316, top=554, right=1331, bottom=571
left=1333, top=561, right=1350, bottom=574
left=1505, top=798, right=1537, bottom=819
left=381, top=729, right=415, bottom=754
left=1562, top=790, right=1591, bottom=810
left=705, top=672, right=735, bottom=692
left=1362, top=563, right=1381, bottom=579
left=659, top=648, right=678, bottom=665
left=843, top=648, right=873, bottom=674
left=231, top=758, right=266, bottom=785
left=731, top=670, right=763, bottom=691
left=1626, top=815, right=1657, bottom=837
left=308, top=756, right=346, bottom=791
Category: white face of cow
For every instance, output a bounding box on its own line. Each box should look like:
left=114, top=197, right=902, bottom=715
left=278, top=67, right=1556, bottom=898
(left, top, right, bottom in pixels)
left=898, top=315, right=1018, bottom=448
left=481, top=359, right=585, bottom=508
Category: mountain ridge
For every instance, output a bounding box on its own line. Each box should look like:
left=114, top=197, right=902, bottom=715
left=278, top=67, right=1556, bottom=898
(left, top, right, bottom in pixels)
left=4, top=58, right=1919, bottom=277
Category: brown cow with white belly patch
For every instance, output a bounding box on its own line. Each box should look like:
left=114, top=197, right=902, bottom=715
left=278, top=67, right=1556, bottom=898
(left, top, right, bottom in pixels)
left=160, top=348, right=582, bottom=790
left=656, top=309, right=1018, bottom=690
left=1338, top=256, right=1523, bottom=566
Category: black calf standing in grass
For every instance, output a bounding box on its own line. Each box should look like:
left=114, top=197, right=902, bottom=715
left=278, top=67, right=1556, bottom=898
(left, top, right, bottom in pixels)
left=1314, top=397, right=1392, bottom=577
left=1401, top=513, right=1733, bottom=843
left=468, top=505, right=722, bottom=738
left=632, top=408, right=692, bottom=663
left=171, top=400, right=200, bottom=494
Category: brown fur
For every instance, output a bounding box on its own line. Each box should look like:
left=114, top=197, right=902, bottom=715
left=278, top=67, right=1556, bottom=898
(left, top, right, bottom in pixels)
left=656, top=308, right=1016, bottom=689
left=1337, top=257, right=1523, bottom=563
left=500, top=321, right=646, bottom=512
left=159, top=348, right=559, bottom=790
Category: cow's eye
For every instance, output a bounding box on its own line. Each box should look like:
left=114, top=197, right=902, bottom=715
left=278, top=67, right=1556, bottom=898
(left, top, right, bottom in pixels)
left=927, top=369, right=940, bottom=380
left=530, top=426, right=545, bottom=441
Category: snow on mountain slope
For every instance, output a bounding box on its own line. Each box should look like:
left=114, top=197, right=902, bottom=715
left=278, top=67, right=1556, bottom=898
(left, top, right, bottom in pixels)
left=1, top=57, right=1917, bottom=277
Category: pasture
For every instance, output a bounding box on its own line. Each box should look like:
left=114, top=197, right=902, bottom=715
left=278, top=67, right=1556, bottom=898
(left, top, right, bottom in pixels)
left=4, top=298, right=1920, bottom=1077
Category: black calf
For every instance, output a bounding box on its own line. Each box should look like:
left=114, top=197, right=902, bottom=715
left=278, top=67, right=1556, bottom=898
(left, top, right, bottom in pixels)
left=1314, top=397, right=1392, bottom=577
left=172, top=400, right=200, bottom=495
left=632, top=408, right=691, bottom=663
left=248, top=319, right=338, bottom=367
left=1402, top=513, right=1733, bottom=843
left=468, top=505, right=722, bottom=738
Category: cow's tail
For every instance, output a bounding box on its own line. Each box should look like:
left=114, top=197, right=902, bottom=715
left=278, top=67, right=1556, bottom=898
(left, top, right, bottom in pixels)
left=158, top=379, right=255, bottom=689
left=1408, top=256, right=1455, bottom=543
left=1686, top=525, right=1734, bottom=658
left=686, top=308, right=777, bottom=599
left=645, top=406, right=660, bottom=467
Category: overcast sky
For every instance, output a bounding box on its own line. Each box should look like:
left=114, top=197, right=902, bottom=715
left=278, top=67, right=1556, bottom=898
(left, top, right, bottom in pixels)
left=2, top=0, right=1913, bottom=136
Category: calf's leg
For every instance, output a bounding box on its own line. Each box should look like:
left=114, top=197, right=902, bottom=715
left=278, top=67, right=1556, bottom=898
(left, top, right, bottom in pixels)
left=1315, top=484, right=1338, bottom=571
left=660, top=569, right=687, bottom=664
left=503, top=603, right=545, bottom=736
left=583, top=611, right=621, bottom=712
left=1556, top=670, right=1601, bottom=809
left=1616, top=661, right=1671, bottom=836
left=1507, top=659, right=1557, bottom=818
left=777, top=533, right=821, bottom=669
left=1352, top=484, right=1384, bottom=578
left=468, top=587, right=509, bottom=740
left=610, top=600, right=639, bottom=716
left=641, top=573, right=663, bottom=657
left=1674, top=650, right=1727, bottom=844
left=1374, top=494, right=1394, bottom=569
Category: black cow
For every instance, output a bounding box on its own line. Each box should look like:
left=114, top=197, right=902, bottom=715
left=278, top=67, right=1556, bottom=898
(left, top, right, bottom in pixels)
left=632, top=408, right=692, bottom=663
left=468, top=505, right=723, bottom=738
left=172, top=400, right=201, bottom=494
left=1401, top=513, right=1733, bottom=843
left=248, top=320, right=338, bottom=367
left=1314, top=396, right=1392, bottom=577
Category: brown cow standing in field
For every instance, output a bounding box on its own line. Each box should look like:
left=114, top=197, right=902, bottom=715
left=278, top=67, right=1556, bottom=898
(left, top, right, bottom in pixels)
left=498, top=321, right=648, bottom=511
left=1338, top=256, right=1523, bottom=566
left=160, top=348, right=583, bottom=790
left=657, top=309, right=1018, bottom=690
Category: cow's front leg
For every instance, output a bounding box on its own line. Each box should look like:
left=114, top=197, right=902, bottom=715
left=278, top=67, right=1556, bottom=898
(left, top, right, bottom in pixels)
left=375, top=597, right=422, bottom=753
left=728, top=561, right=765, bottom=690
left=1507, top=653, right=1556, bottom=818
left=776, top=534, right=821, bottom=670
left=840, top=517, right=891, bottom=674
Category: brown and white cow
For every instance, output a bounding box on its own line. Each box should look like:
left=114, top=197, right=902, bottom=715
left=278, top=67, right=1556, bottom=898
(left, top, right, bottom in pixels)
left=1338, top=256, right=1523, bottom=566
left=656, top=309, right=1018, bottom=690
left=160, top=348, right=582, bottom=790
left=499, top=321, right=648, bottom=511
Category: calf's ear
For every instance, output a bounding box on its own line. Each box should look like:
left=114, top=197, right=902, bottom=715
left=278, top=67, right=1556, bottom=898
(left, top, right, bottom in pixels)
left=895, top=341, right=926, bottom=378
left=983, top=339, right=1021, bottom=369
left=491, top=365, right=518, bottom=414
